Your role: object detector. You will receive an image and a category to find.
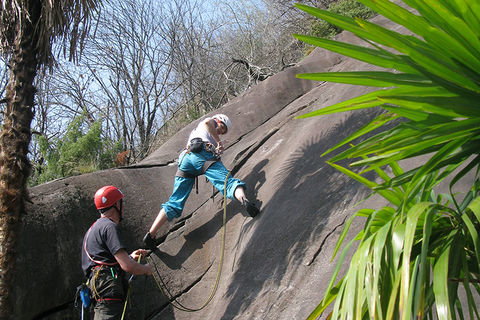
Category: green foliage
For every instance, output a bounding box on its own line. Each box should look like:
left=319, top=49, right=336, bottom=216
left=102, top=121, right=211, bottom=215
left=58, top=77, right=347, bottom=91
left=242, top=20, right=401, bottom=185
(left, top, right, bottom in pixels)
left=30, top=114, right=122, bottom=185
left=309, top=161, right=480, bottom=320
left=310, top=0, right=376, bottom=39
left=294, top=0, right=480, bottom=318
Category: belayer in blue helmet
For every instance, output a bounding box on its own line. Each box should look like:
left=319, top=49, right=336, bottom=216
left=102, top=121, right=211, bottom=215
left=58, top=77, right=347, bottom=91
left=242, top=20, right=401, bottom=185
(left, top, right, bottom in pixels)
left=143, top=114, right=260, bottom=250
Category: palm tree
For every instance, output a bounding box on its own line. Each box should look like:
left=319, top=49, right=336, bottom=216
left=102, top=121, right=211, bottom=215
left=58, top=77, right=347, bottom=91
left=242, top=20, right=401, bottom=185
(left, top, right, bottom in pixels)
left=0, top=1, right=101, bottom=317
left=294, top=0, right=480, bottom=319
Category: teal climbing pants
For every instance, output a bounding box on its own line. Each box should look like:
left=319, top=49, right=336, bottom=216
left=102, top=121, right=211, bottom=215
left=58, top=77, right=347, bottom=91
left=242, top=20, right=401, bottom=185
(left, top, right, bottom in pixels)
left=162, top=149, right=246, bottom=220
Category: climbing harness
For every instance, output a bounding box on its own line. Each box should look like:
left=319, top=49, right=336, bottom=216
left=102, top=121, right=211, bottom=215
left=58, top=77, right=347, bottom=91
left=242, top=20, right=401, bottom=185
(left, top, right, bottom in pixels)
left=175, top=140, right=222, bottom=195
left=88, top=265, right=125, bottom=302
left=147, top=172, right=231, bottom=312
left=84, top=260, right=139, bottom=320
left=175, top=157, right=218, bottom=179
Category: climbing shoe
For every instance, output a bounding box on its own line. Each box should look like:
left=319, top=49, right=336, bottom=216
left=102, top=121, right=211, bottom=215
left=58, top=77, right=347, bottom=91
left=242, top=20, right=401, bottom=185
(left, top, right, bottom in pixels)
left=143, top=232, right=157, bottom=251
left=242, top=200, right=260, bottom=218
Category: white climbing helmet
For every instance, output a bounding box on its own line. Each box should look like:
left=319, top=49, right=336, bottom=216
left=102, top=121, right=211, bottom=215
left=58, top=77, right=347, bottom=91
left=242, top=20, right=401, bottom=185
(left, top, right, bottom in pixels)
left=213, top=114, right=232, bottom=131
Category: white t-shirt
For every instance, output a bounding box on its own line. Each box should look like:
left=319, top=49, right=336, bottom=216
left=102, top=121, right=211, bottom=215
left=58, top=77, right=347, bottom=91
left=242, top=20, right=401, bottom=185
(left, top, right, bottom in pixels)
left=187, top=117, right=217, bottom=148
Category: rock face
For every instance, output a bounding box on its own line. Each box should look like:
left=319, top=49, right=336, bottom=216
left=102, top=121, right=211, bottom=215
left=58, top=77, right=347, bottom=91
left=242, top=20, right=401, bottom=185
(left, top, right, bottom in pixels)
left=15, top=14, right=473, bottom=320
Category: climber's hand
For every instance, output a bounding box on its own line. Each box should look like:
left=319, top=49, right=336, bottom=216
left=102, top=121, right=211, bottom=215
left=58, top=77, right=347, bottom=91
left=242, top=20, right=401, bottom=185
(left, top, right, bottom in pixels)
left=216, top=141, right=224, bottom=155
left=142, top=232, right=157, bottom=251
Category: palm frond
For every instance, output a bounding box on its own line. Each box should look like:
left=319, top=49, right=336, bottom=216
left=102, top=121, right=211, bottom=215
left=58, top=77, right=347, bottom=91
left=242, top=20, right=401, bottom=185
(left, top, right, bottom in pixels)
left=296, top=0, right=480, bottom=318
left=0, top=0, right=103, bottom=66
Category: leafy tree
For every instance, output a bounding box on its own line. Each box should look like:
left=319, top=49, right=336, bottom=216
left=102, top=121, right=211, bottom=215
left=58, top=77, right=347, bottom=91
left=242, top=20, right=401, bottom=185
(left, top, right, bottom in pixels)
left=310, top=0, right=376, bottom=38
left=31, top=115, right=121, bottom=185
left=294, top=0, right=480, bottom=319
left=0, top=1, right=101, bottom=316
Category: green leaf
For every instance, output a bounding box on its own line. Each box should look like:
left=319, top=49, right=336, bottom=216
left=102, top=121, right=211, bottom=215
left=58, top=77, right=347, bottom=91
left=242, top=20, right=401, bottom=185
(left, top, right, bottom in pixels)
left=331, top=214, right=356, bottom=260
left=311, top=239, right=356, bottom=319
left=433, top=238, right=454, bottom=320
left=459, top=250, right=480, bottom=320
left=371, top=223, right=391, bottom=318
left=461, top=2, right=480, bottom=36
left=467, top=196, right=480, bottom=227
left=353, top=19, right=480, bottom=92
left=294, top=4, right=380, bottom=42
left=349, top=121, right=479, bottom=168
left=297, top=71, right=434, bottom=87
left=386, top=272, right=402, bottom=319
left=382, top=105, right=454, bottom=122
left=391, top=220, right=405, bottom=269
left=307, top=282, right=342, bottom=320
left=412, top=208, right=434, bottom=318
left=401, top=202, right=433, bottom=317
left=450, top=156, right=480, bottom=197
left=381, top=96, right=480, bottom=118
left=321, top=112, right=398, bottom=157
left=328, top=162, right=402, bottom=206
left=407, top=137, right=471, bottom=192
left=407, top=0, right=480, bottom=59
left=296, top=86, right=457, bottom=119
left=389, top=161, right=404, bottom=178
left=461, top=212, right=480, bottom=271
left=358, top=0, right=431, bottom=36
left=358, top=0, right=480, bottom=71
left=292, top=34, right=417, bottom=73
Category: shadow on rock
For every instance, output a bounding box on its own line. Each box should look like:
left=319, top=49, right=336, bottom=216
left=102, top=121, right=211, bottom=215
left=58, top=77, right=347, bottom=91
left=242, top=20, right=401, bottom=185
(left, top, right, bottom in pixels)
left=220, top=110, right=380, bottom=319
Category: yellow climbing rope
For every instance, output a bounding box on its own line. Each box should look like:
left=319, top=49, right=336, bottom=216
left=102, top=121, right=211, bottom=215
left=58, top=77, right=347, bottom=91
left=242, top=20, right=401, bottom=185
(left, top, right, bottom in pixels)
left=147, top=171, right=231, bottom=312
left=121, top=255, right=142, bottom=320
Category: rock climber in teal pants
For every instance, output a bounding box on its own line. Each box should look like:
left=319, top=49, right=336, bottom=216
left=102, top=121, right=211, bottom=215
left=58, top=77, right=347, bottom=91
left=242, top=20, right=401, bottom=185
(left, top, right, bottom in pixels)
left=143, top=114, right=259, bottom=250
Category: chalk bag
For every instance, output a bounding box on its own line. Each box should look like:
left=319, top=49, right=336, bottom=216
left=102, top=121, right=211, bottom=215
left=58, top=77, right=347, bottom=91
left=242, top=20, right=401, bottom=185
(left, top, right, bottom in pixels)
left=76, top=283, right=92, bottom=308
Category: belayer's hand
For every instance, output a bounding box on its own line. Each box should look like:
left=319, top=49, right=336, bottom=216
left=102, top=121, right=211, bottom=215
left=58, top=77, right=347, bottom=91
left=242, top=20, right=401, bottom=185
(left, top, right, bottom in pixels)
left=130, top=249, right=149, bottom=261
left=143, top=232, right=157, bottom=251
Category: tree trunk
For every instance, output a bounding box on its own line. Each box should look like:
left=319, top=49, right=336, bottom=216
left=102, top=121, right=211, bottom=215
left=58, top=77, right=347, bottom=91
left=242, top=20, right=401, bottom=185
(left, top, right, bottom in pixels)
left=0, top=21, right=38, bottom=319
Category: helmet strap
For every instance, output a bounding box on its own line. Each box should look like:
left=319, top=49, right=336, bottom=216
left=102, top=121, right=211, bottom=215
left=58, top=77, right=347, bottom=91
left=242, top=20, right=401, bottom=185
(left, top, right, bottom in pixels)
left=115, top=199, right=124, bottom=222
left=98, top=207, right=111, bottom=214
left=98, top=199, right=123, bottom=222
